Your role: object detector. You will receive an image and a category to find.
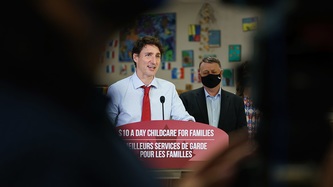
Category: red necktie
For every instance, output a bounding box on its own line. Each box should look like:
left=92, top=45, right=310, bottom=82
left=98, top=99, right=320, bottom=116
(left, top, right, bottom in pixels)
left=141, top=86, right=151, bottom=121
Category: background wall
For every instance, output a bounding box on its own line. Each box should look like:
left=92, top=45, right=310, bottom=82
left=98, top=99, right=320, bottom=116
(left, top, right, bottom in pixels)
left=94, top=0, right=262, bottom=94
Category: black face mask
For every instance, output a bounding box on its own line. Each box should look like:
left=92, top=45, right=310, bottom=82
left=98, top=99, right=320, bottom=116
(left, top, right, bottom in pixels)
left=201, top=73, right=221, bottom=88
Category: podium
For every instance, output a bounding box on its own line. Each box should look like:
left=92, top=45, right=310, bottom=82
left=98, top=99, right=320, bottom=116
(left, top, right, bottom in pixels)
left=116, top=120, right=229, bottom=187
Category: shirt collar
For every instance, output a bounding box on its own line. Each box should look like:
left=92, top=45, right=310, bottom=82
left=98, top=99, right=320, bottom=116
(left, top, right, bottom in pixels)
left=204, top=88, right=221, bottom=98
left=132, top=71, right=157, bottom=89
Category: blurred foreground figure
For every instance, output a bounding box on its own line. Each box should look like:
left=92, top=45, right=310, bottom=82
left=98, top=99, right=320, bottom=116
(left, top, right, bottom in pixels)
left=180, top=0, right=333, bottom=187
left=0, top=0, right=167, bottom=186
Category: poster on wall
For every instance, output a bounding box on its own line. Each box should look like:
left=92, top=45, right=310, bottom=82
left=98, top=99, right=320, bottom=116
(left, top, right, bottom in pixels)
left=171, top=67, right=184, bottom=79
left=182, top=50, right=194, bottom=67
left=191, top=68, right=200, bottom=83
left=222, top=69, right=234, bottom=86
left=242, top=17, right=258, bottom=31
left=162, top=62, right=172, bottom=70
left=208, top=30, right=221, bottom=48
left=188, top=24, right=201, bottom=42
left=228, top=44, right=241, bottom=62
left=120, top=64, right=128, bottom=75
left=119, top=13, right=176, bottom=62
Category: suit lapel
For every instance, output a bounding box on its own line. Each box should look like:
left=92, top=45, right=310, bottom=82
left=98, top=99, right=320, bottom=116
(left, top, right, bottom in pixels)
left=196, top=87, right=209, bottom=124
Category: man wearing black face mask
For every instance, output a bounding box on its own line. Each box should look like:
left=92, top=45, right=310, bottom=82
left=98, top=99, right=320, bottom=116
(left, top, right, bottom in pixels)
left=179, top=57, right=247, bottom=134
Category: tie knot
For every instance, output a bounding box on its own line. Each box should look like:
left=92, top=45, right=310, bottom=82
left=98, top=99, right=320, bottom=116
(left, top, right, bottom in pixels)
left=142, top=86, right=151, bottom=94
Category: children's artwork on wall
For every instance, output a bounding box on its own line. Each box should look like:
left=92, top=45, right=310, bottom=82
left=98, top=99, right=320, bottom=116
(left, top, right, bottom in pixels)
left=119, top=13, right=176, bottom=62
left=188, top=24, right=201, bottom=41
left=228, top=44, right=241, bottom=62
left=108, top=39, right=118, bottom=59
left=197, top=3, right=217, bottom=53
left=106, top=65, right=115, bottom=73
left=182, top=50, right=194, bottom=67
left=242, top=17, right=258, bottom=32
left=162, top=62, right=172, bottom=70
left=208, top=30, right=221, bottom=48
left=171, top=67, right=184, bottom=79
left=106, top=51, right=110, bottom=59
left=191, top=68, right=201, bottom=83
left=120, top=64, right=128, bottom=75
left=106, top=65, right=111, bottom=73
left=222, top=69, right=234, bottom=86
left=102, top=39, right=118, bottom=62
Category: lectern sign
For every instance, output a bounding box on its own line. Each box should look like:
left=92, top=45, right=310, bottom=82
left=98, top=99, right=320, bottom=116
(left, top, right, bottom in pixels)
left=116, top=120, right=229, bottom=169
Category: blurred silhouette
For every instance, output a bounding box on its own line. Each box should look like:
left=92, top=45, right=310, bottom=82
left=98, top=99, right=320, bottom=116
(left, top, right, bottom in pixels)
left=0, top=0, right=168, bottom=186
left=180, top=0, right=333, bottom=187
left=252, top=0, right=333, bottom=171
left=236, top=60, right=261, bottom=140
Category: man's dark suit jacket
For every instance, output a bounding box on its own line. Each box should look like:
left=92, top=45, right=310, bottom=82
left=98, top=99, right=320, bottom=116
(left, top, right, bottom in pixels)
left=179, top=87, right=247, bottom=134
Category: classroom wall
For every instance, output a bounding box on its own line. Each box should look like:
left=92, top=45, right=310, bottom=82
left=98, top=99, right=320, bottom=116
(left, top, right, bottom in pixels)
left=94, top=0, right=262, bottom=94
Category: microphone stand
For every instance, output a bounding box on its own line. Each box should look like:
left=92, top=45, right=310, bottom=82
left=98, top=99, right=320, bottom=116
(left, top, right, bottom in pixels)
left=162, top=102, right=164, bottom=120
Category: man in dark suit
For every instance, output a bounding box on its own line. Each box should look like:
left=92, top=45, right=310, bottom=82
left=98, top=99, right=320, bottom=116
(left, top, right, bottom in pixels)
left=179, top=57, right=247, bottom=134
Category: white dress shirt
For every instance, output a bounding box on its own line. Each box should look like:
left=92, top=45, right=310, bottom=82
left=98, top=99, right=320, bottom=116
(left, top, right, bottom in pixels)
left=204, top=88, right=221, bottom=128
left=107, top=72, right=195, bottom=126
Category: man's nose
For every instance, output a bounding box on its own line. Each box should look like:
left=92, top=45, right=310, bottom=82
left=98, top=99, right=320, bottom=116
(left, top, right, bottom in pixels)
left=150, top=56, right=158, bottom=63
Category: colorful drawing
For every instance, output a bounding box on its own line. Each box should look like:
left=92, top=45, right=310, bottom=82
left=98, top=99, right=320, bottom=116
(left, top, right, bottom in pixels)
left=119, top=13, right=176, bottom=62
left=222, top=69, right=234, bottom=86
left=171, top=67, right=184, bottom=79
left=182, top=50, right=194, bottom=67
left=188, top=24, right=201, bottom=41
left=229, top=44, right=241, bottom=62
left=162, top=62, right=172, bottom=70
left=106, top=65, right=115, bottom=73
left=191, top=68, right=200, bottom=83
left=120, top=64, right=128, bottom=75
left=208, top=30, right=221, bottom=48
left=242, top=17, right=258, bottom=31
left=108, top=39, right=117, bottom=59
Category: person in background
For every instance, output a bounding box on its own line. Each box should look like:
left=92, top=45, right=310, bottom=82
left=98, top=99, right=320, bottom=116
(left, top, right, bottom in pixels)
left=179, top=57, right=247, bottom=134
left=180, top=0, right=333, bottom=187
left=106, top=35, right=195, bottom=127
left=236, top=60, right=261, bottom=140
left=0, top=0, right=168, bottom=186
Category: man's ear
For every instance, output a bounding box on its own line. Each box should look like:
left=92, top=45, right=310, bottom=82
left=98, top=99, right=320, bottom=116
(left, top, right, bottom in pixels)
left=198, top=70, right=202, bottom=82
left=133, top=53, right=138, bottom=63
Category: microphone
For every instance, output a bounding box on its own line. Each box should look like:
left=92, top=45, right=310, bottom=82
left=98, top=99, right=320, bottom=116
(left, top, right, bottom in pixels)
left=160, top=96, right=165, bottom=120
